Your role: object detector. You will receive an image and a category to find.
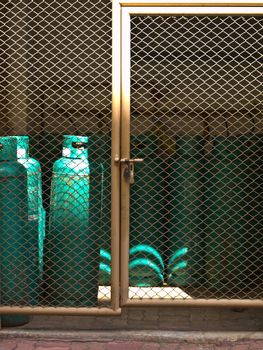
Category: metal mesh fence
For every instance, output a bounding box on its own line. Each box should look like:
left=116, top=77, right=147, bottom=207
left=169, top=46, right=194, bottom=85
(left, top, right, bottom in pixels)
left=0, top=0, right=112, bottom=314
left=0, top=0, right=262, bottom=317
left=129, top=15, right=263, bottom=300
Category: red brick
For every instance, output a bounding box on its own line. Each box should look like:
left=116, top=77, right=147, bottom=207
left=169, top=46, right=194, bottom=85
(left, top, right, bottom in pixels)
left=35, top=347, right=71, bottom=350
left=249, top=341, right=263, bottom=350
left=71, top=342, right=106, bottom=350
left=178, top=345, right=213, bottom=350
left=230, top=344, right=250, bottom=350
left=160, top=344, right=179, bottom=350
left=35, top=340, right=71, bottom=349
left=71, top=342, right=90, bottom=350
left=214, top=346, right=231, bottom=350
left=0, top=339, right=17, bottom=350
left=141, top=343, right=160, bottom=350
left=16, top=340, right=36, bottom=350
left=86, top=342, right=107, bottom=350
left=107, top=341, right=144, bottom=350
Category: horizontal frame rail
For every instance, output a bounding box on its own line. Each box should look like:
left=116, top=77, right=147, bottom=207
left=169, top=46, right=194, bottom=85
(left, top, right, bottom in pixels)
left=119, top=1, right=263, bottom=7
left=0, top=307, right=121, bottom=316
left=122, top=6, right=263, bottom=15
left=124, top=300, right=263, bottom=308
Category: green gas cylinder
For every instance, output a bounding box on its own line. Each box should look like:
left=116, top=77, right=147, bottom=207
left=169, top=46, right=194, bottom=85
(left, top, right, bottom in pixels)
left=15, top=136, right=46, bottom=278
left=240, top=134, right=263, bottom=288
left=167, top=136, right=205, bottom=287
left=0, top=137, right=30, bottom=326
left=43, top=135, right=100, bottom=306
left=96, top=136, right=111, bottom=286
left=129, top=134, right=165, bottom=287
left=84, top=133, right=111, bottom=286
left=204, top=137, right=250, bottom=293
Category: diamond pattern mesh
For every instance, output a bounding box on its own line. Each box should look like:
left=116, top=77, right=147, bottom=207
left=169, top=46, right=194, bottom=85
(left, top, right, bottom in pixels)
left=0, top=0, right=112, bottom=308
left=129, top=15, right=263, bottom=300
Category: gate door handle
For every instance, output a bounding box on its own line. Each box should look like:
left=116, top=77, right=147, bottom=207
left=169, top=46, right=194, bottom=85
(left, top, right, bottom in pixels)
left=115, top=158, right=144, bottom=184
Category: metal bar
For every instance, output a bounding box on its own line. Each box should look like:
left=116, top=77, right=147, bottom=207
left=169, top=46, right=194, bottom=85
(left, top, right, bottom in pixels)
left=124, top=299, right=263, bottom=308
left=119, top=0, right=263, bottom=7
left=0, top=307, right=122, bottom=316
left=124, top=6, right=263, bottom=15
left=112, top=0, right=122, bottom=312
left=120, top=8, right=131, bottom=306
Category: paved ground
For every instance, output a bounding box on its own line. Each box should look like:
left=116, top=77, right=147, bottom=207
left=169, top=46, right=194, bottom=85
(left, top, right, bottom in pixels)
left=1, top=338, right=263, bottom=349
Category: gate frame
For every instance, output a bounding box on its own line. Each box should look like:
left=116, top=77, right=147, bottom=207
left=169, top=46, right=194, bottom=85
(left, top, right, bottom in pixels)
left=114, top=0, right=263, bottom=308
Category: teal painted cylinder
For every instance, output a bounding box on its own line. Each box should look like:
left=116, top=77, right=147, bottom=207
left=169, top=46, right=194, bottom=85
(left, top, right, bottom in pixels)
left=0, top=137, right=30, bottom=326
left=32, top=133, right=111, bottom=286
left=96, top=136, right=111, bottom=286
left=43, top=135, right=99, bottom=306
left=90, top=159, right=105, bottom=286
left=16, top=136, right=46, bottom=279
left=82, top=134, right=111, bottom=286
left=129, top=134, right=165, bottom=287
left=167, top=136, right=205, bottom=287
left=240, top=134, right=263, bottom=287
left=204, top=137, right=250, bottom=292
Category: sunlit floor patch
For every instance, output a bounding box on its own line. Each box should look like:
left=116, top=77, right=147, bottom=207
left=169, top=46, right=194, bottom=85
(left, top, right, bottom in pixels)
left=98, top=286, right=192, bottom=301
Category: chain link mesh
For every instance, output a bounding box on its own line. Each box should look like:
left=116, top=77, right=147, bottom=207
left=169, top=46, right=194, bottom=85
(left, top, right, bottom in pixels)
left=129, top=15, right=262, bottom=300
left=0, top=0, right=112, bottom=309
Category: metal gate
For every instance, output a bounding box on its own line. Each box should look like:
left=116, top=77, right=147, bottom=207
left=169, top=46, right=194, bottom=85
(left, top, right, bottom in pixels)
left=0, top=0, right=263, bottom=320
left=116, top=1, right=263, bottom=307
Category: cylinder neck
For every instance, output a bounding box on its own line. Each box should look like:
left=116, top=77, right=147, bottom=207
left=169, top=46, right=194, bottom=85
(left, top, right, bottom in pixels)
left=62, top=135, right=89, bottom=159
left=0, top=137, right=19, bottom=161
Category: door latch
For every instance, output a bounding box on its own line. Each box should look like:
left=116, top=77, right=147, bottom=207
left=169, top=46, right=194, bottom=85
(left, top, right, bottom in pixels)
left=115, top=157, right=144, bottom=184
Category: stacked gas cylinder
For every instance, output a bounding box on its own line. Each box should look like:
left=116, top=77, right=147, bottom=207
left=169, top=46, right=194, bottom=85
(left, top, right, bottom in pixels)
left=0, top=136, right=45, bottom=326
left=0, top=134, right=106, bottom=326
left=165, top=113, right=262, bottom=295
left=0, top=113, right=262, bottom=326
left=127, top=112, right=262, bottom=293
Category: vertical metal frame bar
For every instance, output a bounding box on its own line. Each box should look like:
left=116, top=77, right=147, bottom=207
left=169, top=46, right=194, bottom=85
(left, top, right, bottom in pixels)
left=111, top=0, right=122, bottom=312
left=119, top=1, right=263, bottom=307
left=120, top=8, right=131, bottom=305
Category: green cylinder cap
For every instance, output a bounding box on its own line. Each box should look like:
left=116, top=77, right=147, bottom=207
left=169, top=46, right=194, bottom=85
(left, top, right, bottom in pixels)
left=16, top=136, right=29, bottom=159
left=62, top=135, right=89, bottom=159
left=0, top=135, right=30, bottom=159
left=0, top=136, right=19, bottom=161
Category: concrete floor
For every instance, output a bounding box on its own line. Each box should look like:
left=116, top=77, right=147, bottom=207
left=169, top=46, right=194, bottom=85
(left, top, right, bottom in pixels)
left=1, top=330, right=263, bottom=350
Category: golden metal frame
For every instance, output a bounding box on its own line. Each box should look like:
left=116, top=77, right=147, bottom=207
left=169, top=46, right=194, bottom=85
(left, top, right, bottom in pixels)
left=120, top=1, right=263, bottom=7
left=116, top=0, right=263, bottom=308
left=1, top=0, right=263, bottom=316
